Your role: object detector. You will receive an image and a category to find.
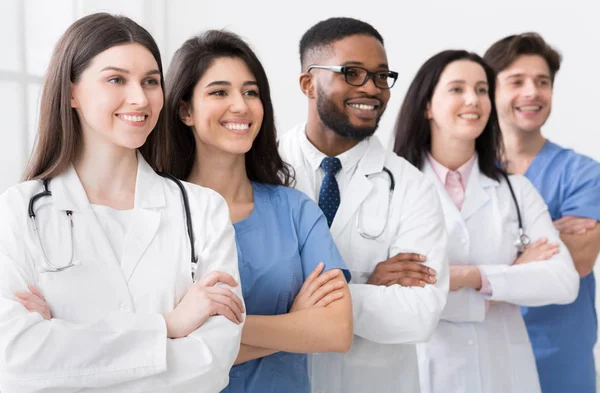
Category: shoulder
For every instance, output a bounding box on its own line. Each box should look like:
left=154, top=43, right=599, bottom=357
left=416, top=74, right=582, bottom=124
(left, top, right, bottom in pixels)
left=255, top=182, right=314, bottom=212
left=158, top=175, right=230, bottom=220
left=277, top=123, right=304, bottom=157
left=0, top=180, right=43, bottom=218
left=383, top=150, right=438, bottom=197
left=503, top=173, right=546, bottom=208
left=547, top=141, right=600, bottom=176
left=0, top=180, right=41, bottom=239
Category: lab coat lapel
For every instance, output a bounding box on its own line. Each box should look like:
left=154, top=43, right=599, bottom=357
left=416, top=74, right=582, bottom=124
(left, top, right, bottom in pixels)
left=461, top=162, right=498, bottom=221
left=120, top=153, right=164, bottom=281
left=422, top=160, right=463, bottom=226
left=51, top=165, right=121, bottom=271
left=329, top=138, right=383, bottom=239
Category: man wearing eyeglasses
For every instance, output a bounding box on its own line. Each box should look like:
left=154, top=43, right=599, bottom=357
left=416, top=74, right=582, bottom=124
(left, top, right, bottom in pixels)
left=278, top=17, right=449, bottom=393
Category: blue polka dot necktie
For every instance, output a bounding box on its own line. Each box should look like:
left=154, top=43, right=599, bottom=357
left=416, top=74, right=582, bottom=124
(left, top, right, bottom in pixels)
left=319, top=157, right=342, bottom=228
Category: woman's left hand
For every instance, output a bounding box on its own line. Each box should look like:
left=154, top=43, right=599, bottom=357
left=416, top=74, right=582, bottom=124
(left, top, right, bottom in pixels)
left=290, top=263, right=346, bottom=312
left=449, top=265, right=482, bottom=291
left=14, top=284, right=52, bottom=320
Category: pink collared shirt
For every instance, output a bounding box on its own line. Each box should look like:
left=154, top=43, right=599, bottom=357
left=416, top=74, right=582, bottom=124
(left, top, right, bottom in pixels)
left=427, top=154, right=492, bottom=296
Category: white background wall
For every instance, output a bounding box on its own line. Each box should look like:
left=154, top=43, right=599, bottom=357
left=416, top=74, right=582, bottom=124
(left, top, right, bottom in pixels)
left=1, top=1, right=599, bottom=385
left=1, top=0, right=599, bottom=195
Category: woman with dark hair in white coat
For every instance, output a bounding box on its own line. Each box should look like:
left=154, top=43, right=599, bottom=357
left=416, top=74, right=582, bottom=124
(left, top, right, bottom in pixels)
left=393, top=50, right=579, bottom=393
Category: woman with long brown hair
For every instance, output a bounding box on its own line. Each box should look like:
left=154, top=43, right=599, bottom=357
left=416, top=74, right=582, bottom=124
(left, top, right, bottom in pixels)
left=0, top=13, right=243, bottom=392
left=160, top=30, right=353, bottom=393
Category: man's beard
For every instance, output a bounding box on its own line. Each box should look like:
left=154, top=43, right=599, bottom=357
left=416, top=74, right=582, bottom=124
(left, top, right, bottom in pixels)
left=316, top=88, right=382, bottom=142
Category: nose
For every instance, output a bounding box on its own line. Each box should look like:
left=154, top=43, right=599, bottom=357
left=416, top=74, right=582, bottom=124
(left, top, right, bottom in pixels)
left=465, top=88, right=480, bottom=107
left=357, top=75, right=383, bottom=96
left=126, top=83, right=149, bottom=107
left=523, top=79, right=539, bottom=98
left=229, top=91, right=249, bottom=114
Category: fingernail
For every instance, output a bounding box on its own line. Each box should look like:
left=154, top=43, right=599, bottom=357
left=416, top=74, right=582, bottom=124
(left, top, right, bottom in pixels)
left=430, top=276, right=437, bottom=283
left=420, top=255, right=426, bottom=261
left=428, top=268, right=436, bottom=275
left=420, top=281, right=426, bottom=287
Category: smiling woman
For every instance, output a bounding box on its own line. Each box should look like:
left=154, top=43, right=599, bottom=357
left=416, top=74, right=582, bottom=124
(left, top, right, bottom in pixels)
left=0, top=12, right=244, bottom=393
left=393, top=49, right=579, bottom=393
left=157, top=30, right=353, bottom=393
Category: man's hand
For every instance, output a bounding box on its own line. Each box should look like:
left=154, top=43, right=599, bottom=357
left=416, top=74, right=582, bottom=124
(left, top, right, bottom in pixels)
left=367, top=253, right=436, bottom=287
left=554, top=216, right=598, bottom=235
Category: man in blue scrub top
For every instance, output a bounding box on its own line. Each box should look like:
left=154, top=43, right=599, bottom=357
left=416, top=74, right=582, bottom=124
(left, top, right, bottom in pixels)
left=485, top=33, right=600, bottom=393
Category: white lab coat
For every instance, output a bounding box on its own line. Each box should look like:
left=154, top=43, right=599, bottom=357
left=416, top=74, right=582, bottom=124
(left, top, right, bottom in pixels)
left=278, top=124, right=449, bottom=393
left=417, top=159, right=579, bottom=393
left=0, top=153, right=243, bottom=393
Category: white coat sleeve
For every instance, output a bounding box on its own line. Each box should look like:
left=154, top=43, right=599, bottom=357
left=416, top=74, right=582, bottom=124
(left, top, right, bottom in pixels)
left=479, top=177, right=579, bottom=307
left=349, top=178, right=449, bottom=344
left=440, top=288, right=486, bottom=322
left=0, top=188, right=242, bottom=393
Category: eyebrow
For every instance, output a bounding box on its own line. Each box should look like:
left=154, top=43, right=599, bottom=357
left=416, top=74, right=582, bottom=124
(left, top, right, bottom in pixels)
left=342, top=61, right=389, bottom=69
left=205, top=80, right=258, bottom=88
left=505, top=73, right=551, bottom=80
left=446, top=79, right=489, bottom=85
left=100, top=66, right=160, bottom=76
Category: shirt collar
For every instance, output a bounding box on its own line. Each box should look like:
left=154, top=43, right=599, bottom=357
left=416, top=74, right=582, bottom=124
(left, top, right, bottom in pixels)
left=427, top=153, right=477, bottom=188
left=299, top=125, right=369, bottom=173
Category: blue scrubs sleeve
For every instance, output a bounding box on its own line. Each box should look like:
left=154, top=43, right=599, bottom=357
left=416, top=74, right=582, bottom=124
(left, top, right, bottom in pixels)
left=561, top=155, right=600, bottom=220
left=296, top=195, right=351, bottom=282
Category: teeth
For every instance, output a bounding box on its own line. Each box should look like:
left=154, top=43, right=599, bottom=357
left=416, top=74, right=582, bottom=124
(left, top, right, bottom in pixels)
left=224, top=123, right=250, bottom=131
left=459, top=114, right=480, bottom=119
left=119, top=114, right=146, bottom=122
left=349, top=103, right=375, bottom=111
left=518, top=106, right=541, bottom=111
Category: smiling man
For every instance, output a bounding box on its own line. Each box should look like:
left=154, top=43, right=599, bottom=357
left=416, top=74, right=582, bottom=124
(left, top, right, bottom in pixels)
left=278, top=17, right=449, bottom=393
left=485, top=33, right=600, bottom=393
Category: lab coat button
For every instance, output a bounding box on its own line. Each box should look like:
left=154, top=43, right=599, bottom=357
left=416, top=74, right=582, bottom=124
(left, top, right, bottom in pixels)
left=468, top=339, right=474, bottom=345
left=460, top=238, right=467, bottom=244
left=120, top=303, right=131, bottom=312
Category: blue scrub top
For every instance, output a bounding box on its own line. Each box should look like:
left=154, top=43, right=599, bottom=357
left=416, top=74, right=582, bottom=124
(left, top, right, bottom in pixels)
left=222, top=182, right=350, bottom=393
left=522, top=140, right=600, bottom=393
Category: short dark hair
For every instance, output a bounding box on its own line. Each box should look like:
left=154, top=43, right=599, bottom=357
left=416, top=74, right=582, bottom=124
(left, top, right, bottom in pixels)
left=393, top=50, right=505, bottom=181
left=158, top=30, right=293, bottom=187
left=484, top=32, right=562, bottom=82
left=299, top=17, right=384, bottom=70
left=23, top=13, right=165, bottom=181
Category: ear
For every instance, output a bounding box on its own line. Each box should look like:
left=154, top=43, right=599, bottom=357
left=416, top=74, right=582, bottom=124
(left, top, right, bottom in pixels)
left=70, top=83, right=79, bottom=108
left=299, top=72, right=315, bottom=99
left=179, top=101, right=194, bottom=126
left=425, top=101, right=433, bottom=120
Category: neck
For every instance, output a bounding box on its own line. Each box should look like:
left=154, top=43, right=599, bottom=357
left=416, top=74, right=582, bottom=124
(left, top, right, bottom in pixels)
left=187, top=141, right=252, bottom=205
left=306, top=108, right=360, bottom=157
left=430, top=132, right=475, bottom=171
left=500, top=122, right=546, bottom=174
left=73, top=139, right=138, bottom=209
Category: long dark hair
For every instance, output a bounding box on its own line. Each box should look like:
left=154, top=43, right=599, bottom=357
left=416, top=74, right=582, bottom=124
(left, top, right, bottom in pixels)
left=393, top=50, right=505, bottom=180
left=158, top=30, right=293, bottom=186
left=23, top=13, right=166, bottom=181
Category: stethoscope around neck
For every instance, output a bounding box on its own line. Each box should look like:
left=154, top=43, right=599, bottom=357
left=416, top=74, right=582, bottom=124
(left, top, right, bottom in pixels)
left=502, top=172, right=531, bottom=256
left=28, top=174, right=199, bottom=277
left=356, top=167, right=396, bottom=240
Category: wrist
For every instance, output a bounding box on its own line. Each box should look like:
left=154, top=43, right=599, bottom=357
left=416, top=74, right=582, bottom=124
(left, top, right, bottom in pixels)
left=468, top=266, right=482, bottom=290
left=163, top=312, right=181, bottom=339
